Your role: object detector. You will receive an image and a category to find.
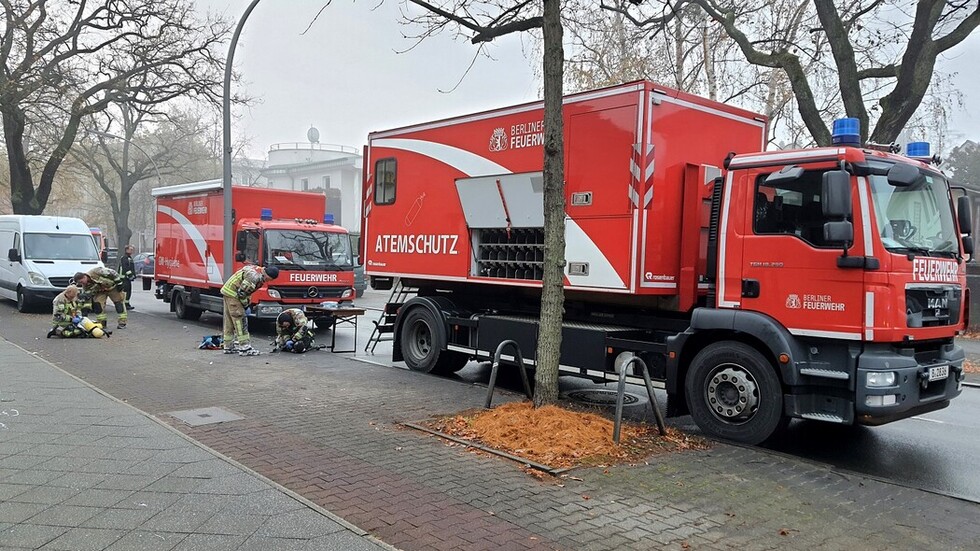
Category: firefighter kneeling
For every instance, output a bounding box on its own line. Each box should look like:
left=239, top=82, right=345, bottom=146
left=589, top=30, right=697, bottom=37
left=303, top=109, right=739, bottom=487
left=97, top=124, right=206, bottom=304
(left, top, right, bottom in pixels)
left=273, top=308, right=317, bottom=353
left=47, top=285, right=107, bottom=338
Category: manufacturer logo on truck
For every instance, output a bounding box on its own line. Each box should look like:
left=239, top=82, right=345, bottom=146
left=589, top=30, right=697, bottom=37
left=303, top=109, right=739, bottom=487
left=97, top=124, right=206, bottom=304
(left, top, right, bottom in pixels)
left=288, top=273, right=339, bottom=283
left=912, top=258, right=958, bottom=283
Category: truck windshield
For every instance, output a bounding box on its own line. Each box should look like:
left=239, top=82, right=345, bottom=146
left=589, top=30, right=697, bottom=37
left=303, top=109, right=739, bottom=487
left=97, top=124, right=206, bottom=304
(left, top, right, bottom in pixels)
left=868, top=164, right=959, bottom=257
left=264, top=229, right=353, bottom=270
left=25, top=233, right=100, bottom=261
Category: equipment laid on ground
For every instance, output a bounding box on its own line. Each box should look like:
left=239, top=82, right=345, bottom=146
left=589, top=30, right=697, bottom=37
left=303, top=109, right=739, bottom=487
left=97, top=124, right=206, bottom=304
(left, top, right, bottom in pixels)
left=151, top=181, right=358, bottom=326
left=361, top=80, right=970, bottom=444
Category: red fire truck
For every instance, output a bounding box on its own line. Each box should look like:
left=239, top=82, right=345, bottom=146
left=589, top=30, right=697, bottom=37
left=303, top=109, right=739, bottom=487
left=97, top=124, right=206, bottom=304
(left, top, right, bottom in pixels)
left=152, top=180, right=356, bottom=323
left=361, top=80, right=971, bottom=444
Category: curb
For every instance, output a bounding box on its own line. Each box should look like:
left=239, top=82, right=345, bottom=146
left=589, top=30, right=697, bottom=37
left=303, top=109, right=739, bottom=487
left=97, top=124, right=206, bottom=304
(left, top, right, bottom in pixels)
left=2, top=337, right=399, bottom=551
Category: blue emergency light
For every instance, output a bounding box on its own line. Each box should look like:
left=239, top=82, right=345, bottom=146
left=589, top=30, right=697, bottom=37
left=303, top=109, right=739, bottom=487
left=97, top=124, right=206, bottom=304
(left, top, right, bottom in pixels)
left=831, top=118, right=861, bottom=146
left=323, top=213, right=334, bottom=225
left=260, top=208, right=273, bottom=220
left=907, top=141, right=931, bottom=158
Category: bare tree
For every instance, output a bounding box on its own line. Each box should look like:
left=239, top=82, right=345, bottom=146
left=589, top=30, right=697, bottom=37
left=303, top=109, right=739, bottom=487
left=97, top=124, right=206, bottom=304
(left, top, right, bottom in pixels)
left=615, top=0, right=980, bottom=145
left=0, top=0, right=231, bottom=214
left=399, top=0, right=571, bottom=406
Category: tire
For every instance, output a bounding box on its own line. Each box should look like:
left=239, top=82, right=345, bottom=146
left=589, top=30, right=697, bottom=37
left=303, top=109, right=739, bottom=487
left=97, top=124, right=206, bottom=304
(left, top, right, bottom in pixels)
left=685, top=341, right=785, bottom=445
left=16, top=288, right=31, bottom=313
left=173, top=292, right=203, bottom=321
left=399, top=306, right=467, bottom=374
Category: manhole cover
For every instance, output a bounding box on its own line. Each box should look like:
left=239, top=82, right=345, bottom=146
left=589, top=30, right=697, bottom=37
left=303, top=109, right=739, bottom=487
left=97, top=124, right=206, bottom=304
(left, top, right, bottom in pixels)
left=566, top=389, right=640, bottom=406
left=167, top=407, right=243, bottom=427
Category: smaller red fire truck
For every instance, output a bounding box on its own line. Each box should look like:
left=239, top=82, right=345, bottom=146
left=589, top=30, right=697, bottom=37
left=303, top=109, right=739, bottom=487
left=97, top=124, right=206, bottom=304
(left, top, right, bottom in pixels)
left=151, top=180, right=356, bottom=323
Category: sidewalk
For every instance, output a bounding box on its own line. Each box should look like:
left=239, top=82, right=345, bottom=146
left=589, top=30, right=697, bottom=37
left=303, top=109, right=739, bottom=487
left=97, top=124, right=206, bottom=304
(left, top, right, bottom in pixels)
left=0, top=339, right=391, bottom=551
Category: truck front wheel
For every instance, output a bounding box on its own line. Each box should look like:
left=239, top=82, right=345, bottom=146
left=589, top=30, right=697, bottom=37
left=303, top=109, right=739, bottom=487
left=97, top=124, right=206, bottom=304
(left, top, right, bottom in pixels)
left=685, top=342, right=785, bottom=445
left=172, top=292, right=203, bottom=321
left=399, top=306, right=468, bottom=374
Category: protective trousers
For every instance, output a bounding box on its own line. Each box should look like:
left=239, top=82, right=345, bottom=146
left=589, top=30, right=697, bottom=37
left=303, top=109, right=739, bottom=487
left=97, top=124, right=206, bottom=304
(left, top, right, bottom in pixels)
left=93, top=289, right=127, bottom=326
left=222, top=296, right=249, bottom=350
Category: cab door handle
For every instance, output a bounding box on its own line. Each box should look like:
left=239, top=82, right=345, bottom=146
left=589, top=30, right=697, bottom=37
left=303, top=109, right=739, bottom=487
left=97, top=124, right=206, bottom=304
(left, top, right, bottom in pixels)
left=742, top=279, right=760, bottom=298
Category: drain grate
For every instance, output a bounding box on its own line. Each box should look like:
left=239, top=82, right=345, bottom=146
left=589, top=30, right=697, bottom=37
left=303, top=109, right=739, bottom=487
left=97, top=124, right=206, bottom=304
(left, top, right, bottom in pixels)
left=566, top=389, right=640, bottom=406
left=167, top=407, right=243, bottom=427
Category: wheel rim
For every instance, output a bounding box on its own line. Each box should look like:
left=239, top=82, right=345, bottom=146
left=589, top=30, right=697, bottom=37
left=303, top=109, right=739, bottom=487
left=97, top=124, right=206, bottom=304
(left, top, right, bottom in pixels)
left=17, top=291, right=24, bottom=309
left=174, top=295, right=184, bottom=316
left=407, top=318, right=433, bottom=361
left=704, top=363, right=760, bottom=425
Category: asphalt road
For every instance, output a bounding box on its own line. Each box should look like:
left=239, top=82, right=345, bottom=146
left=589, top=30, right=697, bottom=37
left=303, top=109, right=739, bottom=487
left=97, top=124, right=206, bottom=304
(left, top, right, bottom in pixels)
left=6, top=286, right=980, bottom=503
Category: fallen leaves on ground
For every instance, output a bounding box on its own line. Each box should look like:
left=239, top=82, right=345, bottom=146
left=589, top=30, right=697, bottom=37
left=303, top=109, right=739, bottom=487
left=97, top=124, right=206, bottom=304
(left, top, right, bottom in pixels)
left=424, top=401, right=709, bottom=470
left=965, top=359, right=979, bottom=374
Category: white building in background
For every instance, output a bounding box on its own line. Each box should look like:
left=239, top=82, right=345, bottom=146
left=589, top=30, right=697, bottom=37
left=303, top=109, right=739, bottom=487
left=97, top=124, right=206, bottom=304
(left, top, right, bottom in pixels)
left=256, top=136, right=363, bottom=235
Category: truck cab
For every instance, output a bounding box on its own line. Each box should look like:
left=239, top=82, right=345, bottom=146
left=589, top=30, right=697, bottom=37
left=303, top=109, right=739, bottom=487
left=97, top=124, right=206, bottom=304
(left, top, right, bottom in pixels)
left=700, top=143, right=967, bottom=434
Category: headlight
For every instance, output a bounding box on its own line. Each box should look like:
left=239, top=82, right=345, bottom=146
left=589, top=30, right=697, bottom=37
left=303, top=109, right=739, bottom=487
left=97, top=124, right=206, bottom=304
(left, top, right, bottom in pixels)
left=267, top=289, right=281, bottom=299
left=342, top=288, right=353, bottom=298
left=866, top=372, right=896, bottom=387
left=28, top=272, right=48, bottom=286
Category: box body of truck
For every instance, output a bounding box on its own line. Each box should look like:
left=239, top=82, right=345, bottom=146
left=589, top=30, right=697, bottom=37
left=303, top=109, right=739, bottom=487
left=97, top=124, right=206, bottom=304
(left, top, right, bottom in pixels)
left=153, top=181, right=355, bottom=322
left=362, top=80, right=967, bottom=444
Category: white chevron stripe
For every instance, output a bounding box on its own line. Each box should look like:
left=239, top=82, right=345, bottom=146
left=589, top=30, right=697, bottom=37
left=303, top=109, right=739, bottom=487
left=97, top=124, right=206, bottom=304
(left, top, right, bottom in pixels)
left=630, top=159, right=641, bottom=182
left=628, top=187, right=640, bottom=207
left=373, top=138, right=508, bottom=177
left=643, top=186, right=654, bottom=208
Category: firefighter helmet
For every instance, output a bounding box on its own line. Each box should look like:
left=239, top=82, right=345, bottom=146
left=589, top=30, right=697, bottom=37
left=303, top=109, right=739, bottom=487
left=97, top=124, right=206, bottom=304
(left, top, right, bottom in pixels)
left=264, top=265, right=280, bottom=279
left=277, top=311, right=293, bottom=328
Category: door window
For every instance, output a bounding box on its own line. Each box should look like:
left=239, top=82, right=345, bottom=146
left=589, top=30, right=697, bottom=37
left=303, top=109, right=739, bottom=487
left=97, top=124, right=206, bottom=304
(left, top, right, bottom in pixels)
left=754, top=172, right=836, bottom=248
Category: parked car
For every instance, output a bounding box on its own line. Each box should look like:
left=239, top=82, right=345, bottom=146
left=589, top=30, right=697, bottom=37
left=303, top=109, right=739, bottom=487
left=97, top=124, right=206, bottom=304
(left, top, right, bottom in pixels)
left=133, top=252, right=155, bottom=275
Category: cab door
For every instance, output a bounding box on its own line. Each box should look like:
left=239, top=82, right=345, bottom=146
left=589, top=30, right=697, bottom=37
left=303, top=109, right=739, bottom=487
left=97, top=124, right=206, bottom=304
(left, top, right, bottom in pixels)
left=740, top=167, right=866, bottom=340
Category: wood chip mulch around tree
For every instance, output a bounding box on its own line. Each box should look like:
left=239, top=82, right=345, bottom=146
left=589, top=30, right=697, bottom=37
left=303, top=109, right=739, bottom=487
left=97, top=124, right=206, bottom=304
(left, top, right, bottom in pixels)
left=422, top=401, right=709, bottom=472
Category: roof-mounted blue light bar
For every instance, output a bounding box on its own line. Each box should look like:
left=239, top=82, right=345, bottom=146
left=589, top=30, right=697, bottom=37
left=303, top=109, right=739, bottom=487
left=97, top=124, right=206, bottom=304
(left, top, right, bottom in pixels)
left=906, top=142, right=930, bottom=158
left=831, top=118, right=861, bottom=147
left=323, top=213, right=335, bottom=225
left=260, top=208, right=273, bottom=221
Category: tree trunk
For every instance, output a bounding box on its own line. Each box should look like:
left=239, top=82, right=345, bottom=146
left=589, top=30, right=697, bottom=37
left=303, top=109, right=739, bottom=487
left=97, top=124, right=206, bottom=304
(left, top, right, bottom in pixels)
left=534, top=0, right=566, bottom=408
left=2, top=103, right=41, bottom=214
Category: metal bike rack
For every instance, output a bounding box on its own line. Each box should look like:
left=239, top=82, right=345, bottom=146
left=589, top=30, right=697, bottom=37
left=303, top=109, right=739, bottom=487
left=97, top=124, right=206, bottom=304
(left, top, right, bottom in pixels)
left=485, top=340, right=533, bottom=408
left=613, top=356, right=667, bottom=443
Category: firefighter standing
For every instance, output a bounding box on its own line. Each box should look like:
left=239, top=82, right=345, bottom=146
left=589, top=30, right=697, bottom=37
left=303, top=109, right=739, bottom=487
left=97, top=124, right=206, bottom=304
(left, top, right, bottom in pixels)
left=220, top=264, right=279, bottom=356
left=118, top=244, right=136, bottom=310
left=274, top=308, right=316, bottom=353
left=48, top=285, right=82, bottom=338
left=73, top=267, right=128, bottom=329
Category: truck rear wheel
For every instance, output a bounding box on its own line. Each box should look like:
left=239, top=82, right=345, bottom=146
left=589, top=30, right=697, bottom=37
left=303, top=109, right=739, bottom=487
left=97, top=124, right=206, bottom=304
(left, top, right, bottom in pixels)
left=173, top=292, right=203, bottom=321
left=399, top=306, right=468, bottom=374
left=685, top=341, right=785, bottom=445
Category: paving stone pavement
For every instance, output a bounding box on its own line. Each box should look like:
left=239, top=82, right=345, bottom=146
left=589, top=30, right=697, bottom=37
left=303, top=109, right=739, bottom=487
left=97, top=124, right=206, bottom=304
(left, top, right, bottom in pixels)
left=0, top=338, right=391, bottom=551
left=3, top=305, right=980, bottom=550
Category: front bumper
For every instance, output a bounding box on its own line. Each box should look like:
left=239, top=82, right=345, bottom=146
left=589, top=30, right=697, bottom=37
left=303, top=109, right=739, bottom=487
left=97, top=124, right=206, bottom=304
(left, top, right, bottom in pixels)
left=24, top=285, right=62, bottom=303
left=854, top=342, right=964, bottom=424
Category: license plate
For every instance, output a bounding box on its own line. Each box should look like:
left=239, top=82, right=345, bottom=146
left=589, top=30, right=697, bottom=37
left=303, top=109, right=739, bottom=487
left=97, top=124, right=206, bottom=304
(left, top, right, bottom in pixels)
left=928, top=365, right=949, bottom=382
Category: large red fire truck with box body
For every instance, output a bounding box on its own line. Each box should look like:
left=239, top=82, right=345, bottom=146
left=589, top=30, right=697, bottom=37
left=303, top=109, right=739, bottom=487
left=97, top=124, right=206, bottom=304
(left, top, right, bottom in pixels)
left=361, top=80, right=971, bottom=444
left=152, top=181, right=356, bottom=324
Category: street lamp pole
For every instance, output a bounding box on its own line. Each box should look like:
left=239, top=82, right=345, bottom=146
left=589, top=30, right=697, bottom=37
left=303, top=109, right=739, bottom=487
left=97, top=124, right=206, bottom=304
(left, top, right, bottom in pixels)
left=223, top=0, right=262, bottom=280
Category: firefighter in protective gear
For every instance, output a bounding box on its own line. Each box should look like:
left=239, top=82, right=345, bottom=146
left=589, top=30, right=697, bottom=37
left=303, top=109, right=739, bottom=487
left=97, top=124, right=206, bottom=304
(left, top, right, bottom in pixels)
left=118, top=244, right=136, bottom=310
left=220, top=265, right=279, bottom=355
left=73, top=267, right=128, bottom=329
left=49, top=285, right=83, bottom=338
left=274, top=308, right=316, bottom=353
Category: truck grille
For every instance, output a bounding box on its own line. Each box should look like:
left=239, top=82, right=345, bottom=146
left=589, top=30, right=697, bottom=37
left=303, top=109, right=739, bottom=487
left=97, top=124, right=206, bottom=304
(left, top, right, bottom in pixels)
left=906, top=286, right=961, bottom=328
left=49, top=277, right=73, bottom=288
left=271, top=286, right=348, bottom=300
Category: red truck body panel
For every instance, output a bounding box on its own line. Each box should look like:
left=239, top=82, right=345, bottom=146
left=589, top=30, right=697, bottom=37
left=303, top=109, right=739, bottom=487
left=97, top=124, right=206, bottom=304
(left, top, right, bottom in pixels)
left=362, top=81, right=766, bottom=309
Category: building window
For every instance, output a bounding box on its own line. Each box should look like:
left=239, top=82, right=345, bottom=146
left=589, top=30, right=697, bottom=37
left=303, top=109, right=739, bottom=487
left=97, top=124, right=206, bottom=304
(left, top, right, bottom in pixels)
left=375, top=158, right=396, bottom=205
left=322, top=175, right=331, bottom=188
left=301, top=178, right=309, bottom=191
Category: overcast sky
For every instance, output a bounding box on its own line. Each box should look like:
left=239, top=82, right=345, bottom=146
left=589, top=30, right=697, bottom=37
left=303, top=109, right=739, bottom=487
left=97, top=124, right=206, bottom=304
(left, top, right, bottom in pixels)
left=198, top=0, right=980, bottom=158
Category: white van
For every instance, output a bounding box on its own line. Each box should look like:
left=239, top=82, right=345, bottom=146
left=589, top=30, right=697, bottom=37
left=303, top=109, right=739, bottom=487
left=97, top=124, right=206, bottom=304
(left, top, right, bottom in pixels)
left=0, top=215, right=104, bottom=312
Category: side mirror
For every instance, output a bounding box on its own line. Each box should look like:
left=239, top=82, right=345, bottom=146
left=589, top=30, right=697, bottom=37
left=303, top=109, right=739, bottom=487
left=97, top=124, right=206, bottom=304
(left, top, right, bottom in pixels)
left=824, top=221, right=854, bottom=243
left=235, top=232, right=247, bottom=252
left=822, top=170, right=851, bottom=217
left=886, top=163, right=924, bottom=187
left=958, top=195, right=973, bottom=236
left=8, top=248, right=20, bottom=262
left=100, top=249, right=108, bottom=263
left=353, top=255, right=361, bottom=267
left=962, top=235, right=974, bottom=258
left=235, top=252, right=246, bottom=262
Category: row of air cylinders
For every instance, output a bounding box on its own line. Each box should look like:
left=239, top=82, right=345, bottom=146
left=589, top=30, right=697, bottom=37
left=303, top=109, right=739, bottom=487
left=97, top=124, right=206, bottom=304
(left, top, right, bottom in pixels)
left=480, top=263, right=544, bottom=280
left=477, top=228, right=545, bottom=280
